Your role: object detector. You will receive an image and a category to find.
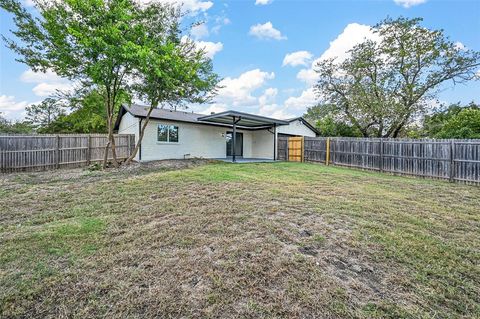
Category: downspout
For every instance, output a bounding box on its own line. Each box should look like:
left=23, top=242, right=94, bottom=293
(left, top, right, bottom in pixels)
left=138, top=118, right=142, bottom=161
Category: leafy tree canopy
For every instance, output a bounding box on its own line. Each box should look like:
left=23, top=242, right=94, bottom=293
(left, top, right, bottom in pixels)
left=422, top=102, right=480, bottom=138
left=314, top=17, right=480, bottom=138
left=0, top=113, right=34, bottom=133
left=1, top=0, right=219, bottom=167
left=31, top=89, right=119, bottom=134
left=25, top=98, right=65, bottom=131
left=304, top=105, right=362, bottom=137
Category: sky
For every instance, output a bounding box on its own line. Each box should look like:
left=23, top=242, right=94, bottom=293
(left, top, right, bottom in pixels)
left=1, top=0, right=479, bottom=120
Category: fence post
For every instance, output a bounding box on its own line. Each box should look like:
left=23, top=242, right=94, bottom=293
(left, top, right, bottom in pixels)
left=379, top=139, right=384, bottom=172
left=286, top=138, right=289, bottom=162
left=301, top=136, right=305, bottom=162
left=55, top=135, right=60, bottom=169
left=325, top=137, right=330, bottom=165
left=332, top=138, right=335, bottom=165
left=86, top=135, right=91, bottom=166
left=449, top=139, right=455, bottom=182
left=125, top=135, right=130, bottom=160
left=131, top=135, right=134, bottom=159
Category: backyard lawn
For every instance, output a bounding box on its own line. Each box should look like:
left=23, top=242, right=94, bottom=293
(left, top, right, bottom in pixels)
left=1, top=161, right=479, bottom=318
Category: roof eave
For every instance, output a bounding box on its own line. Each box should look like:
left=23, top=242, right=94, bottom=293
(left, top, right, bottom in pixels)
left=198, top=110, right=289, bottom=126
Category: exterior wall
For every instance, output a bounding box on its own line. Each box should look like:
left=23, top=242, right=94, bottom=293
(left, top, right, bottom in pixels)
left=129, top=117, right=261, bottom=161
left=117, top=113, right=294, bottom=161
left=117, top=112, right=140, bottom=160
left=277, top=119, right=317, bottom=137
left=118, top=112, right=139, bottom=136
left=251, top=129, right=275, bottom=159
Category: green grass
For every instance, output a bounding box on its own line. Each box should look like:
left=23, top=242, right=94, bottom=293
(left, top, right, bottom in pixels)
left=0, top=161, right=479, bottom=318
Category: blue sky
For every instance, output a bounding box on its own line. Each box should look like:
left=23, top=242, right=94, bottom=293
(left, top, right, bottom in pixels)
left=1, top=0, right=479, bottom=120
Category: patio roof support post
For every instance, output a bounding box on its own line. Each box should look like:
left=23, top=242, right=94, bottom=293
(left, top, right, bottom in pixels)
left=273, top=123, right=277, bottom=161
left=232, top=116, right=236, bottom=162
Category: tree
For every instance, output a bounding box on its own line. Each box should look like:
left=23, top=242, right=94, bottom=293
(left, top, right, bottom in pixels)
left=436, top=108, right=480, bottom=138
left=34, top=88, right=129, bottom=134
left=25, top=98, right=65, bottom=131
left=47, top=89, right=119, bottom=134
left=2, top=0, right=218, bottom=167
left=314, top=17, right=480, bottom=138
left=0, top=113, right=33, bottom=133
left=1, top=0, right=150, bottom=167
left=125, top=6, right=219, bottom=164
left=304, top=105, right=361, bottom=137
left=422, top=102, right=480, bottom=138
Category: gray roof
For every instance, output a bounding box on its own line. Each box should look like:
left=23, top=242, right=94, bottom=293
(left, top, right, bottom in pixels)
left=115, top=104, right=286, bottom=131
left=114, top=104, right=318, bottom=135
left=124, top=104, right=206, bottom=123
left=198, top=110, right=289, bottom=127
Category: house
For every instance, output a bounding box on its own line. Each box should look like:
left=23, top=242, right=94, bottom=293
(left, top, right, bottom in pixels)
left=114, top=104, right=318, bottom=162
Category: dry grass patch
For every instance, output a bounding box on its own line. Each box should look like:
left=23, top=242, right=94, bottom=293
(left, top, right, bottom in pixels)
left=1, top=161, right=479, bottom=318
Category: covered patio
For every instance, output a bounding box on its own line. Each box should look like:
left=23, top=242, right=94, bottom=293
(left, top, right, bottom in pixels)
left=216, top=157, right=275, bottom=163
left=199, top=111, right=289, bottom=162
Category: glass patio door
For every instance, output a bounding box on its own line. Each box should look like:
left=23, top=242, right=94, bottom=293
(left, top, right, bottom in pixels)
left=226, top=132, right=243, bottom=157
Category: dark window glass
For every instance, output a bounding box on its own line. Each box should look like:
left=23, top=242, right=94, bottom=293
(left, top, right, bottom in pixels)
left=169, top=125, right=179, bottom=142
left=157, top=125, right=168, bottom=142
left=158, top=124, right=179, bottom=143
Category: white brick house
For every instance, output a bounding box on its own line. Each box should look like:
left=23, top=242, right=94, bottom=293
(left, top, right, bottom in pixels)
left=114, top=105, right=318, bottom=162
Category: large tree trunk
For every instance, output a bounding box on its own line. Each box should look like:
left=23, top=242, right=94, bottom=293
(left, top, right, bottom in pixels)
left=102, top=140, right=111, bottom=169
left=102, top=96, right=119, bottom=169
left=107, top=113, right=119, bottom=168
left=125, top=104, right=157, bottom=165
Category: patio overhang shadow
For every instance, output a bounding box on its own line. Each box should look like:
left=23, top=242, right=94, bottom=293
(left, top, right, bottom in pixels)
left=198, top=111, right=289, bottom=162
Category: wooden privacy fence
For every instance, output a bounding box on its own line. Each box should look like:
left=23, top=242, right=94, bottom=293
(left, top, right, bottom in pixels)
left=288, top=137, right=304, bottom=162
left=0, top=134, right=136, bottom=173
left=282, top=136, right=480, bottom=184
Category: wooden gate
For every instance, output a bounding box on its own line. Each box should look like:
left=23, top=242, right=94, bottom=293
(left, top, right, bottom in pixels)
left=288, top=137, right=304, bottom=162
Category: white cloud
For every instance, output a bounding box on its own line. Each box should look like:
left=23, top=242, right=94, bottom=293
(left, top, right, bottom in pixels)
left=249, top=22, right=287, bottom=40
left=20, top=68, right=63, bottom=83
left=191, top=23, right=209, bottom=40
left=255, top=0, right=273, bottom=5
left=454, top=41, right=465, bottom=50
left=211, top=16, right=231, bottom=34
left=215, top=69, right=275, bottom=106
left=259, top=87, right=278, bottom=105
left=318, top=23, right=377, bottom=62
left=195, top=41, right=223, bottom=58
left=0, top=95, right=32, bottom=120
left=296, top=69, right=319, bottom=86
left=258, top=104, right=294, bottom=119
left=20, top=68, right=73, bottom=97
left=394, top=0, right=427, bottom=8
left=31, top=82, right=73, bottom=97
left=202, top=104, right=227, bottom=115
left=297, top=23, right=377, bottom=85
left=282, top=51, right=313, bottom=67
left=146, top=0, right=213, bottom=14
left=171, top=0, right=213, bottom=13
left=284, top=88, right=317, bottom=111
left=195, top=70, right=316, bottom=119
left=27, top=0, right=214, bottom=15
left=256, top=88, right=296, bottom=119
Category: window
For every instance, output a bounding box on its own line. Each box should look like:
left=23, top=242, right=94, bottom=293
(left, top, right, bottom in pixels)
left=157, top=125, right=179, bottom=143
